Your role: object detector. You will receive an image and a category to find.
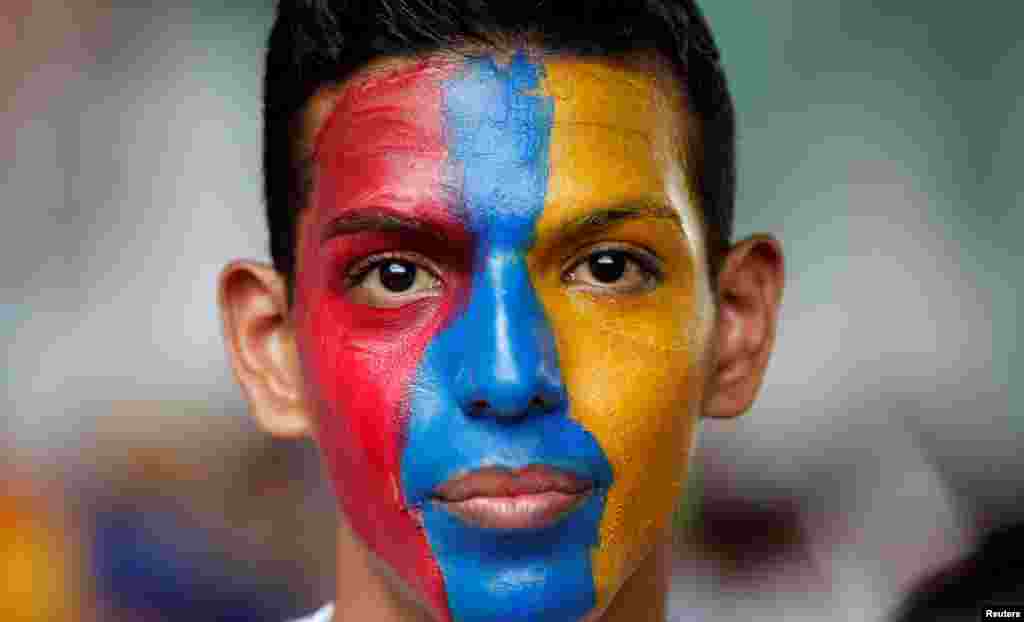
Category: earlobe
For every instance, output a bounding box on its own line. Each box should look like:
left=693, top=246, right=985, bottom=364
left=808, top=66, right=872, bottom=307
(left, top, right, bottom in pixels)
left=218, top=260, right=312, bottom=438
left=703, top=234, right=784, bottom=419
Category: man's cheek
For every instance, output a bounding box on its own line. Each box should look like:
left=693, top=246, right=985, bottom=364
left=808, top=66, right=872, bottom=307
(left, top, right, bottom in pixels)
left=531, top=284, right=704, bottom=609
left=295, top=267, right=453, bottom=492
left=298, top=294, right=406, bottom=487
left=293, top=279, right=456, bottom=620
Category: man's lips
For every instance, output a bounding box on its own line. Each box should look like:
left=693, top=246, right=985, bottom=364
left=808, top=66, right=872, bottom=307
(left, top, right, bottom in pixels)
left=431, top=465, right=594, bottom=530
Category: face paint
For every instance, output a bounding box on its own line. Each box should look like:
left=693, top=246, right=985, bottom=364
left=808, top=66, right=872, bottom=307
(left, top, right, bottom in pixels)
left=401, top=54, right=612, bottom=622
left=295, top=51, right=710, bottom=622
left=530, top=58, right=712, bottom=612
left=294, top=59, right=467, bottom=621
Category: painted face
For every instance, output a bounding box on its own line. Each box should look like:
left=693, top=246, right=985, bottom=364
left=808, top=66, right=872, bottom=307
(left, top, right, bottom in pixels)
left=294, top=51, right=712, bottom=622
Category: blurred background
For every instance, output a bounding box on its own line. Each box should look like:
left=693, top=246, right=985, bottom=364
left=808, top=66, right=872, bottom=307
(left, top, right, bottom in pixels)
left=2, top=1, right=1020, bottom=620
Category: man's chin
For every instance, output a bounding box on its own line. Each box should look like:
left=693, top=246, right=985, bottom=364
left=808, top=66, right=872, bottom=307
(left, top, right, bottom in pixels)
left=368, top=546, right=602, bottom=622
left=341, top=505, right=661, bottom=622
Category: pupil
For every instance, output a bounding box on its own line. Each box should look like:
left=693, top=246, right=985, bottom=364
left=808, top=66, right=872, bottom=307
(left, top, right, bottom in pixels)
left=590, top=252, right=626, bottom=283
left=379, top=260, right=416, bottom=292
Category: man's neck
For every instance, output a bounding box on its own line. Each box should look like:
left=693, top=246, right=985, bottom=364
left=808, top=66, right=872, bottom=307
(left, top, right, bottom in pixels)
left=333, top=520, right=435, bottom=622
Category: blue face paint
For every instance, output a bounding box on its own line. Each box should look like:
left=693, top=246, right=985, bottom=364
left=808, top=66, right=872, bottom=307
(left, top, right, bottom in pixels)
left=399, top=53, right=614, bottom=622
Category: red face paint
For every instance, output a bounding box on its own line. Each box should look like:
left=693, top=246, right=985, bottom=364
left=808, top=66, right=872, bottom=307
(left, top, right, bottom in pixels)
left=293, top=59, right=471, bottom=620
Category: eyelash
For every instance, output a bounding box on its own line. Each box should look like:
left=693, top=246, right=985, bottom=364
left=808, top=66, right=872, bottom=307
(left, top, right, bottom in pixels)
left=341, top=244, right=663, bottom=290
left=343, top=251, right=442, bottom=288
left=562, top=243, right=664, bottom=285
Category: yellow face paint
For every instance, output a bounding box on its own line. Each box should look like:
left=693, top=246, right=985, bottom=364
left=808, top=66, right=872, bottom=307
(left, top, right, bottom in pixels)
left=529, top=57, right=713, bottom=612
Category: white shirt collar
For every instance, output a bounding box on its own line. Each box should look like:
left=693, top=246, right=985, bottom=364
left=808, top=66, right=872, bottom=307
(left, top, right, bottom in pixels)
left=290, top=603, right=334, bottom=622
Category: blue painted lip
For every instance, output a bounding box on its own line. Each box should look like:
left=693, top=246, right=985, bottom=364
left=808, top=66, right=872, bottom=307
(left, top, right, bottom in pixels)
left=430, top=463, right=600, bottom=531
left=429, top=494, right=596, bottom=533
left=403, top=407, right=613, bottom=510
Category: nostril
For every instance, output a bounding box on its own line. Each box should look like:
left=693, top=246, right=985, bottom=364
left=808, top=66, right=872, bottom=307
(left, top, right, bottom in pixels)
left=464, top=394, right=560, bottom=419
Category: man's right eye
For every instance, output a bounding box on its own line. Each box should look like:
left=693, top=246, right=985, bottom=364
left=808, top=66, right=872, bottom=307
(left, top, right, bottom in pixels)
left=345, top=253, right=442, bottom=308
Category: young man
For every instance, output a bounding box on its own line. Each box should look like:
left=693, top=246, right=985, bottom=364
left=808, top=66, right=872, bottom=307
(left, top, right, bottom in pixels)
left=218, top=2, right=784, bottom=621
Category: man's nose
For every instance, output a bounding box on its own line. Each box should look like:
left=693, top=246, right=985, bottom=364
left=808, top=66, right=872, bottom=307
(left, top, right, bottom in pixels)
left=451, top=251, right=567, bottom=420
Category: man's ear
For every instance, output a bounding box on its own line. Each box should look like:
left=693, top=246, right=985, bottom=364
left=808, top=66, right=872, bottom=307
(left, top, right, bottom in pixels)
left=218, top=260, right=312, bottom=437
left=703, top=234, right=784, bottom=419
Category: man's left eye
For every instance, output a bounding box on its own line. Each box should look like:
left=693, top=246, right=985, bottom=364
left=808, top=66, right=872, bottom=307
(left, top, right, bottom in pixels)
left=563, top=246, right=661, bottom=294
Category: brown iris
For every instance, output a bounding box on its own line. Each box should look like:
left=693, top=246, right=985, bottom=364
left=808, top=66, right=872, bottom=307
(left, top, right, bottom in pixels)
left=379, top=260, right=417, bottom=292
left=589, top=251, right=628, bottom=283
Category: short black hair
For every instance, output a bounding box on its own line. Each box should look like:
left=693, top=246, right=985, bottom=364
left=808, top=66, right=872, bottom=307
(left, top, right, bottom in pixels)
left=263, top=0, right=735, bottom=286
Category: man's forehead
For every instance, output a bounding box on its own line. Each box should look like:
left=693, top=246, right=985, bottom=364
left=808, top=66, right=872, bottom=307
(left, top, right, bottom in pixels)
left=299, top=48, right=701, bottom=258
left=542, top=57, right=666, bottom=135
left=303, top=51, right=682, bottom=157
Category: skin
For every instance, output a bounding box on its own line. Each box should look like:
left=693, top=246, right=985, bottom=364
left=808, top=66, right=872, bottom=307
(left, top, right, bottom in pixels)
left=219, top=48, right=784, bottom=622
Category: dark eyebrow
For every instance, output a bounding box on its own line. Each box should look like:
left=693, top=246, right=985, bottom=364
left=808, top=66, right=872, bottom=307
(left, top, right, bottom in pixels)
left=553, top=201, right=683, bottom=241
left=320, top=208, right=454, bottom=245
